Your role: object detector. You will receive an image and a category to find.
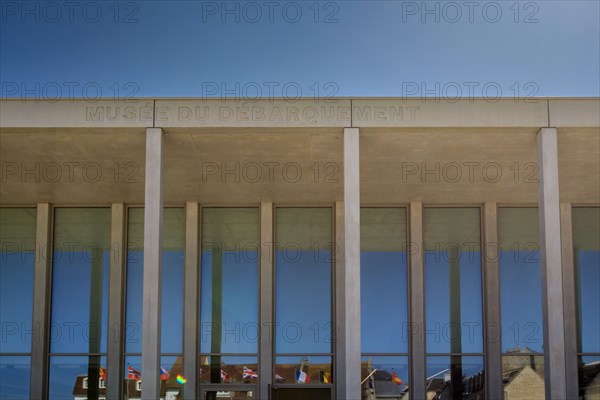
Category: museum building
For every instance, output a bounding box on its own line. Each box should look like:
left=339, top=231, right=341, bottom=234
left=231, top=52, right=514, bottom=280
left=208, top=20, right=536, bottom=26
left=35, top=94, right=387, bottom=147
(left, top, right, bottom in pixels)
left=0, top=98, right=599, bottom=400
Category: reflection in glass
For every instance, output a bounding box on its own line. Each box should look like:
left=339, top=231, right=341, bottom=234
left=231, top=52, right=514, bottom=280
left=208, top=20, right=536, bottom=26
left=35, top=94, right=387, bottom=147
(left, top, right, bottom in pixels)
left=49, top=355, right=107, bottom=400
left=0, top=356, right=30, bottom=399
left=199, top=356, right=258, bottom=385
left=125, top=208, right=185, bottom=354
left=275, top=208, right=332, bottom=355
left=498, top=208, right=543, bottom=353
left=360, top=208, right=408, bottom=354
left=573, top=208, right=600, bottom=354
left=0, top=208, right=36, bottom=354
left=578, top=355, right=600, bottom=399
left=200, top=208, right=259, bottom=356
left=360, top=356, right=408, bottom=399
left=275, top=356, right=332, bottom=385
left=501, top=355, right=545, bottom=399
left=426, top=356, right=485, bottom=400
left=424, top=208, right=483, bottom=354
left=203, top=390, right=254, bottom=399
left=51, top=208, right=110, bottom=354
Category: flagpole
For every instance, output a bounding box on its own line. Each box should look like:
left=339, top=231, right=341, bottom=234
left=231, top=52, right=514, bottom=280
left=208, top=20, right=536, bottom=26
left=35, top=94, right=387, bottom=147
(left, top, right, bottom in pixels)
left=360, top=369, right=378, bottom=385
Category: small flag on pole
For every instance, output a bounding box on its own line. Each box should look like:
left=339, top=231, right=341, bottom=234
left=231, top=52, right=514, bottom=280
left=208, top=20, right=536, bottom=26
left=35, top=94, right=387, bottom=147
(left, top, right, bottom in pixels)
left=127, top=365, right=141, bottom=380
left=296, top=369, right=310, bottom=384
left=392, top=370, right=403, bottom=385
left=320, top=371, right=331, bottom=383
left=160, top=367, right=169, bottom=381
left=243, top=366, right=258, bottom=379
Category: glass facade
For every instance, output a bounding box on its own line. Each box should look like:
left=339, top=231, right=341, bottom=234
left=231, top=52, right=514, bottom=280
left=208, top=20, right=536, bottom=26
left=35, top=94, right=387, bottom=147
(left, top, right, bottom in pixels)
left=573, top=207, right=600, bottom=398
left=360, top=208, right=409, bottom=396
left=424, top=207, right=484, bottom=399
left=0, top=208, right=36, bottom=399
left=1, top=202, right=597, bottom=398
left=49, top=208, right=110, bottom=399
left=200, top=207, right=259, bottom=390
left=124, top=207, right=185, bottom=392
left=498, top=207, right=545, bottom=399
left=275, top=208, right=333, bottom=385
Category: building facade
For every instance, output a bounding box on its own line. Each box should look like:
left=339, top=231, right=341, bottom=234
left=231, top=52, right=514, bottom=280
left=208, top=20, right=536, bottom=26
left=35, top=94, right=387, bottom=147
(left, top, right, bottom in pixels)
left=0, top=98, right=599, bottom=400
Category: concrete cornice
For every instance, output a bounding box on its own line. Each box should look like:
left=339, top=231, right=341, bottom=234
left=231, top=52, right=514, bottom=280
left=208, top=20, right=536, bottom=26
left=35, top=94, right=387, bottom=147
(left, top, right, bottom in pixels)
left=1, top=97, right=599, bottom=129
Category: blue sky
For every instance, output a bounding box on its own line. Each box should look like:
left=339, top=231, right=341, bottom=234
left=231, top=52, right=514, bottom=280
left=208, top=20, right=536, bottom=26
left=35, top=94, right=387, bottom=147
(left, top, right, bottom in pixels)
left=1, top=1, right=599, bottom=98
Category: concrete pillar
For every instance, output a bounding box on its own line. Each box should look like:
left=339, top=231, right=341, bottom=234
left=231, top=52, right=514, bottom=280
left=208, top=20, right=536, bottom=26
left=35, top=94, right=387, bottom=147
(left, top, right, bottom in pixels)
left=107, top=203, right=126, bottom=400
left=409, top=202, right=426, bottom=400
left=483, top=202, right=503, bottom=399
left=259, top=202, right=273, bottom=399
left=537, top=127, right=567, bottom=399
left=338, top=127, right=361, bottom=399
left=142, top=127, right=164, bottom=399
left=30, top=203, right=52, bottom=400
left=183, top=202, right=199, bottom=400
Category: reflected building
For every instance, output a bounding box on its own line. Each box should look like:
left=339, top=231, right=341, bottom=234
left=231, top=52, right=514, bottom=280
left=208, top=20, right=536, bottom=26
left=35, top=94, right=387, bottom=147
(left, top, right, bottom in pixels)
left=0, top=98, right=599, bottom=400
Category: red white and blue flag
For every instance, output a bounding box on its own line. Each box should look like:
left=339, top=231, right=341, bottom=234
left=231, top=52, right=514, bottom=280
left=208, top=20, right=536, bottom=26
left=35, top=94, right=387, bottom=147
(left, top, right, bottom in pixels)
left=296, top=369, right=310, bottom=384
left=127, top=365, right=141, bottom=380
left=160, top=367, right=170, bottom=381
left=243, top=366, right=258, bottom=379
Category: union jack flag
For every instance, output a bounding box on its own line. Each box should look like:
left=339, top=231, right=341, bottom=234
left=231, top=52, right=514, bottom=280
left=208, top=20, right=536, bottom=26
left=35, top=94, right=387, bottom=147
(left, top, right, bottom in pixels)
left=243, top=366, right=258, bottom=379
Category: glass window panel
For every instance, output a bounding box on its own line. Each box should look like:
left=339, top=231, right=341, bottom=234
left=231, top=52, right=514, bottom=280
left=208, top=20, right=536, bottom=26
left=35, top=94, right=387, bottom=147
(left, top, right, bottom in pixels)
left=578, top=355, right=600, bottom=399
left=275, top=356, right=332, bottom=385
left=200, top=208, right=259, bottom=355
left=498, top=208, right=543, bottom=353
left=361, top=355, right=408, bottom=398
left=124, top=355, right=142, bottom=392
left=50, top=208, right=110, bottom=354
left=161, top=355, right=184, bottom=398
left=424, top=208, right=483, bottom=354
left=502, top=355, right=545, bottom=399
left=0, top=208, right=36, bottom=354
left=0, top=356, right=30, bottom=399
left=360, top=208, right=408, bottom=354
left=573, top=208, right=600, bottom=354
left=125, top=208, right=185, bottom=354
left=426, top=356, right=485, bottom=400
left=199, top=356, right=258, bottom=384
left=48, top=355, right=107, bottom=400
left=275, top=208, right=332, bottom=355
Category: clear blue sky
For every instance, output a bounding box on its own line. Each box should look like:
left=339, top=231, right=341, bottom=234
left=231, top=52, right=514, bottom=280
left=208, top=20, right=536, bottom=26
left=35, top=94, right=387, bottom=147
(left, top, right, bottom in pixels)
left=1, top=1, right=599, bottom=99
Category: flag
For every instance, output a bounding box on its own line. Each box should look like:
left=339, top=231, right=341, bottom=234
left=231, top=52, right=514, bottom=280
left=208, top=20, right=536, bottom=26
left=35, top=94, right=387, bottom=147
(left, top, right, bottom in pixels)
left=243, top=366, right=258, bottom=379
left=176, top=374, right=187, bottom=384
left=128, top=365, right=141, bottom=380
left=221, top=369, right=230, bottom=383
left=275, top=374, right=286, bottom=383
left=392, top=371, right=402, bottom=385
left=160, top=366, right=169, bottom=381
left=99, top=366, right=107, bottom=381
left=320, top=371, right=331, bottom=384
left=296, top=369, right=310, bottom=384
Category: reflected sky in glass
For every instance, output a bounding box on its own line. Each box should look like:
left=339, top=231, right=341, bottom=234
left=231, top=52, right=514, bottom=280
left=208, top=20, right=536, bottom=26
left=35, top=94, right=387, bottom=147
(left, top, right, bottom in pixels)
left=275, top=208, right=332, bottom=355
left=424, top=208, right=483, bottom=355
left=573, top=207, right=600, bottom=354
left=50, top=208, right=110, bottom=354
left=0, top=208, right=36, bottom=354
left=0, top=356, right=30, bottom=399
left=125, top=208, right=184, bottom=354
left=360, top=208, right=408, bottom=354
left=498, top=208, right=543, bottom=353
